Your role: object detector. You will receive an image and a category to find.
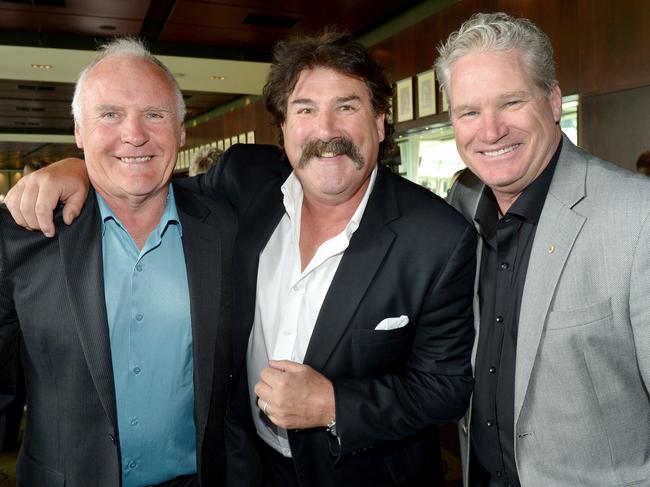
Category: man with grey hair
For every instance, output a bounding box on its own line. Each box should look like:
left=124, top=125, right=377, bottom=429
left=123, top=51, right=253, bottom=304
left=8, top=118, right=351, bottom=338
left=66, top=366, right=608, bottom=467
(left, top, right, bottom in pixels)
left=0, top=38, right=235, bottom=486
left=436, top=12, right=650, bottom=487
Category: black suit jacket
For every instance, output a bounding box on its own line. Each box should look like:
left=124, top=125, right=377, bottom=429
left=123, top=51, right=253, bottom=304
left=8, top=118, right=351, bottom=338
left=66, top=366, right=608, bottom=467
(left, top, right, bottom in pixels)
left=0, top=184, right=235, bottom=487
left=183, top=144, right=477, bottom=486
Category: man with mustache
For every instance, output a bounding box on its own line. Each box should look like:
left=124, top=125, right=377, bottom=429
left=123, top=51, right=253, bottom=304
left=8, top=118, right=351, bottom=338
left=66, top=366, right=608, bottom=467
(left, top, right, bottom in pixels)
left=5, top=32, right=477, bottom=487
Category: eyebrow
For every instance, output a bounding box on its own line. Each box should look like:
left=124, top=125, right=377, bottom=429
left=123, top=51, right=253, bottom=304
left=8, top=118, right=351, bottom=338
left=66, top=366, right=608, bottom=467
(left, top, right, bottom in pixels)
left=93, top=104, right=172, bottom=112
left=452, top=91, right=532, bottom=113
left=289, top=95, right=362, bottom=106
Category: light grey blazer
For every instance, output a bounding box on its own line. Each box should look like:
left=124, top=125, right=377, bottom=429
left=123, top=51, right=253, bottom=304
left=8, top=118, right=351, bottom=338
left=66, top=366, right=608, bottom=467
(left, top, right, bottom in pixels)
left=448, top=135, right=650, bottom=487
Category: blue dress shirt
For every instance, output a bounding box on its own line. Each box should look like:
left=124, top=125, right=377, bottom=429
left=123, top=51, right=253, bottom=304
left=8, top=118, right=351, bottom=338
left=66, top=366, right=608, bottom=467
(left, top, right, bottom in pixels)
left=97, top=187, right=196, bottom=487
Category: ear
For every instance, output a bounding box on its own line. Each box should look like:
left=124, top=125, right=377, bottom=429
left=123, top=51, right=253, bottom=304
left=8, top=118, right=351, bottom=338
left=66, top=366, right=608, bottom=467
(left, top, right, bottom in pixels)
left=375, top=113, right=385, bottom=142
left=549, top=84, right=563, bottom=123
left=179, top=122, right=186, bottom=148
left=74, top=122, right=84, bottom=149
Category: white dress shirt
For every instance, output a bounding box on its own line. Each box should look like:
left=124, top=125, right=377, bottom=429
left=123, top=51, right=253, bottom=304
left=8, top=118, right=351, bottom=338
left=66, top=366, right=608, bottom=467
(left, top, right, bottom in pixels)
left=247, top=166, right=377, bottom=457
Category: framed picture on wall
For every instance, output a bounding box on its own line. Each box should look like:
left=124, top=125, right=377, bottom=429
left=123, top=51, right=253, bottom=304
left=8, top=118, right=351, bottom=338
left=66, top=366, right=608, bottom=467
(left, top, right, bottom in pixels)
left=396, top=77, right=414, bottom=122
left=442, top=90, right=450, bottom=113
left=417, top=70, right=437, bottom=117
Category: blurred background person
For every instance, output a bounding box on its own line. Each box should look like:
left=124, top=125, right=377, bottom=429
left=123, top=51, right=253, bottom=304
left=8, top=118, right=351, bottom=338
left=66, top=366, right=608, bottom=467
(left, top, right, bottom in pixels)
left=636, top=150, right=650, bottom=176
left=189, top=147, right=222, bottom=177
left=23, top=161, right=47, bottom=176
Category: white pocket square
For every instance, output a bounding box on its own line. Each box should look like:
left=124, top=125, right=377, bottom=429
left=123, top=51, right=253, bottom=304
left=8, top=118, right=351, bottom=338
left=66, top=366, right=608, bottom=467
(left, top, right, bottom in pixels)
left=374, top=315, right=409, bottom=331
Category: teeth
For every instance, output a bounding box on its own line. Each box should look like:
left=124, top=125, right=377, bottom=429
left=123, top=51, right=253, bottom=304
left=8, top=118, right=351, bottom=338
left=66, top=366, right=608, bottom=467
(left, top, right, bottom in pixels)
left=120, top=156, right=152, bottom=163
left=483, top=145, right=518, bottom=157
left=320, top=151, right=336, bottom=158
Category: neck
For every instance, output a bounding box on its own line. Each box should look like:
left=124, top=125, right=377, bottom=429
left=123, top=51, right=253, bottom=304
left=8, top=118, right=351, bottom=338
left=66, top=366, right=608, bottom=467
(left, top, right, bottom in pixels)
left=97, top=186, right=169, bottom=249
left=298, top=176, right=370, bottom=270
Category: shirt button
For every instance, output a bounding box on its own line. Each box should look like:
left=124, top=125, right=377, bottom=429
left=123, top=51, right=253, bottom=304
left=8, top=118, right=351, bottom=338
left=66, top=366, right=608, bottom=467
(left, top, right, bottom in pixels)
left=135, top=264, right=143, bottom=272
left=500, top=262, right=509, bottom=270
left=489, top=366, right=497, bottom=374
left=496, top=315, right=504, bottom=323
left=487, top=419, right=494, bottom=427
left=135, top=313, right=143, bottom=322
left=283, top=329, right=292, bottom=336
left=128, top=461, right=137, bottom=469
left=133, top=367, right=141, bottom=375
left=282, top=448, right=291, bottom=456
left=292, top=285, right=299, bottom=291
left=496, top=470, right=503, bottom=478
left=130, top=418, right=138, bottom=426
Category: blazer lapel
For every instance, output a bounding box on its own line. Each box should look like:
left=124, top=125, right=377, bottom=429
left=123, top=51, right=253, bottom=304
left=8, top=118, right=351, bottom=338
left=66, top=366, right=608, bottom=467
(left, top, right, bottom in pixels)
left=58, top=192, right=118, bottom=431
left=304, top=165, right=398, bottom=371
left=514, top=137, right=587, bottom=424
left=232, top=179, right=286, bottom=373
left=174, top=187, right=227, bottom=432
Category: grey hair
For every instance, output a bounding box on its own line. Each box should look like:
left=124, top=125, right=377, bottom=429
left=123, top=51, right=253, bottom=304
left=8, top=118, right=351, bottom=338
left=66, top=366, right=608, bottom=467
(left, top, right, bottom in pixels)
left=434, top=12, right=557, bottom=99
left=71, top=37, right=185, bottom=125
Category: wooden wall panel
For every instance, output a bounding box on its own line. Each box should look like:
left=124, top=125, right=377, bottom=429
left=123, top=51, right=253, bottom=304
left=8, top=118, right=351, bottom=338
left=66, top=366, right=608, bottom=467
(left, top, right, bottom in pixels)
left=580, top=84, right=650, bottom=171
left=578, top=0, right=650, bottom=96
left=187, top=0, right=650, bottom=168
left=185, top=97, right=276, bottom=149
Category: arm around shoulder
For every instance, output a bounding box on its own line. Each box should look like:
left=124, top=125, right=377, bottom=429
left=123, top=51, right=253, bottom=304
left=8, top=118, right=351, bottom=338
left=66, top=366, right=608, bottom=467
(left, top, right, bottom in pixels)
left=4, top=157, right=88, bottom=236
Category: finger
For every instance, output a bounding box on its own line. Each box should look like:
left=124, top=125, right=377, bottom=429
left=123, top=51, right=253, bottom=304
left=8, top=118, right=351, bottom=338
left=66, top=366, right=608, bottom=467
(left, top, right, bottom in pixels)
left=254, top=380, right=272, bottom=400
left=259, top=366, right=286, bottom=386
left=256, top=398, right=270, bottom=416
left=34, top=188, right=58, bottom=238
left=61, top=190, right=86, bottom=226
left=18, top=181, right=43, bottom=232
left=268, top=359, right=302, bottom=372
left=4, top=182, right=29, bottom=229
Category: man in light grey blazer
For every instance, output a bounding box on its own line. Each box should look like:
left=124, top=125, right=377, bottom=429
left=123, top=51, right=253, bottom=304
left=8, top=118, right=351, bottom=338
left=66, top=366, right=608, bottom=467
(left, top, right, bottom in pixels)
left=435, top=12, right=650, bottom=487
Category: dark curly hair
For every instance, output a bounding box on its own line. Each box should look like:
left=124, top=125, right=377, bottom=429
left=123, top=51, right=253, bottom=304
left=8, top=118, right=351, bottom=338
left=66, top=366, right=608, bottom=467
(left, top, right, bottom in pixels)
left=263, top=31, right=394, bottom=159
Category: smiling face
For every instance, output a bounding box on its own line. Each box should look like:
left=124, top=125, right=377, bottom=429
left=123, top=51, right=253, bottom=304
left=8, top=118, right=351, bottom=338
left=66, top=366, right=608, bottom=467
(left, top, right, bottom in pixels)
left=448, top=49, right=562, bottom=210
left=281, top=67, right=385, bottom=206
left=74, top=56, right=185, bottom=207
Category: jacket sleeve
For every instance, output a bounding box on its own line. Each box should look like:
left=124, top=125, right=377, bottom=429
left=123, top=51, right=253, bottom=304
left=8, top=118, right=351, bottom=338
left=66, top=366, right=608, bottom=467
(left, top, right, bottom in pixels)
left=174, top=143, right=288, bottom=213
left=332, top=224, right=477, bottom=458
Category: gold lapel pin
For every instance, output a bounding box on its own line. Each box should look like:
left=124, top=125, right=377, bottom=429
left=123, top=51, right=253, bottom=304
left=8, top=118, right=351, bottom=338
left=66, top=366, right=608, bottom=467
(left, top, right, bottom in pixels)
left=548, top=245, right=556, bottom=254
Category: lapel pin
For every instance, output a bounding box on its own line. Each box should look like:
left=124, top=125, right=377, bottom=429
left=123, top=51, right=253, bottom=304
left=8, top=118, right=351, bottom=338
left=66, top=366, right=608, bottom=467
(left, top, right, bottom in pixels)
left=548, top=245, right=556, bottom=254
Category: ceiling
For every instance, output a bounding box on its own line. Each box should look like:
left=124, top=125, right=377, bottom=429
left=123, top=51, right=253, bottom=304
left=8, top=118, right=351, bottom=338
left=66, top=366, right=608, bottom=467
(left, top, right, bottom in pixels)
left=0, top=0, right=432, bottom=171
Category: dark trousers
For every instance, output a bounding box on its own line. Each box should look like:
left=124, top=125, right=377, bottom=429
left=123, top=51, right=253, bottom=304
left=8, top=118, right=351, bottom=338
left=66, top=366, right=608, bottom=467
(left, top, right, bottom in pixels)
left=258, top=440, right=300, bottom=487
left=258, top=435, right=444, bottom=487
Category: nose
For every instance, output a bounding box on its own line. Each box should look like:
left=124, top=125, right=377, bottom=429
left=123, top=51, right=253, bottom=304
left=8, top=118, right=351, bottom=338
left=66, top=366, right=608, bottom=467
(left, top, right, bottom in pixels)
left=120, top=114, right=148, bottom=146
left=316, top=109, right=339, bottom=140
left=479, top=111, right=508, bottom=143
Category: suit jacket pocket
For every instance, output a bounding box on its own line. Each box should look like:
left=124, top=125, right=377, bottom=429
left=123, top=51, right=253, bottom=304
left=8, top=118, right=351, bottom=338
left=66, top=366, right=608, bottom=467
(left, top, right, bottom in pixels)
left=16, top=450, right=64, bottom=487
left=350, top=325, right=413, bottom=374
left=352, top=323, right=412, bottom=345
left=546, top=298, right=612, bottom=330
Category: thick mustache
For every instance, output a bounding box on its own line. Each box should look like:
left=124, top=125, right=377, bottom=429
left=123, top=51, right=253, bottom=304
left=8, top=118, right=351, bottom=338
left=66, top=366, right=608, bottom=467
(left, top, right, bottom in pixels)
left=298, top=137, right=364, bottom=169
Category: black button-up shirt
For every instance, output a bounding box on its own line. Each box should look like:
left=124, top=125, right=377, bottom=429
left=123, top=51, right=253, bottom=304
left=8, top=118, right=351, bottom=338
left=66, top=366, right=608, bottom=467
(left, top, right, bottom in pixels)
left=470, top=140, right=562, bottom=487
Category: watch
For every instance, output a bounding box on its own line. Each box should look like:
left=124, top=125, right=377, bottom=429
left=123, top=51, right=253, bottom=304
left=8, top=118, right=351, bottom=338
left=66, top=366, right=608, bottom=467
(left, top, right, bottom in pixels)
left=326, top=419, right=337, bottom=437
